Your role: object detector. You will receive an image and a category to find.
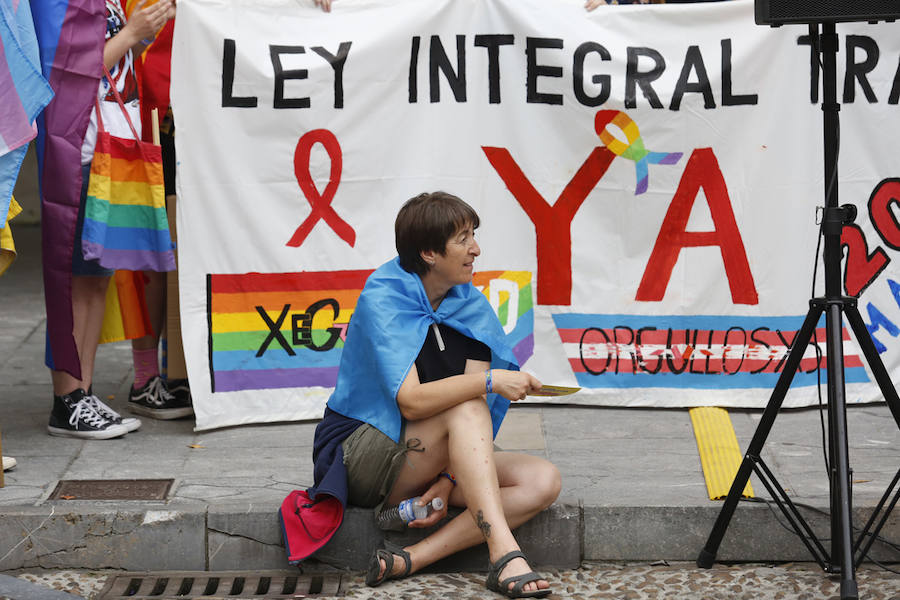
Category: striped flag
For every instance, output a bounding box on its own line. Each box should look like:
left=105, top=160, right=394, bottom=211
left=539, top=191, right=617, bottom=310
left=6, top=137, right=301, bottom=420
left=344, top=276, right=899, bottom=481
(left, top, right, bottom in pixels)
left=137, top=19, right=172, bottom=139
left=207, top=270, right=371, bottom=393
left=553, top=313, right=869, bottom=390
left=0, top=0, right=52, bottom=227
left=123, top=0, right=173, bottom=140
left=32, top=0, right=105, bottom=377
left=206, top=269, right=538, bottom=394
left=0, top=196, right=22, bottom=274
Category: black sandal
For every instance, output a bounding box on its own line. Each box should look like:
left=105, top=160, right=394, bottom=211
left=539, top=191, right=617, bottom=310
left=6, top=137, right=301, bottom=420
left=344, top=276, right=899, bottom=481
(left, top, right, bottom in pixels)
left=365, top=540, right=412, bottom=587
left=485, top=550, right=552, bottom=598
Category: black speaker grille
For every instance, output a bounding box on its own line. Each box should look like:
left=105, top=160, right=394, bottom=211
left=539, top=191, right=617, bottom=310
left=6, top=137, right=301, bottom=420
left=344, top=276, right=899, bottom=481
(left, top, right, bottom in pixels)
left=757, top=0, right=900, bottom=24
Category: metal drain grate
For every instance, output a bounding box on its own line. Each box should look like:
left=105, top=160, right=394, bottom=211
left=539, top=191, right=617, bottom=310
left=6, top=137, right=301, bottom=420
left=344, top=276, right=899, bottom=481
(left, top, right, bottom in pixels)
left=96, top=571, right=343, bottom=599
left=49, top=479, right=173, bottom=501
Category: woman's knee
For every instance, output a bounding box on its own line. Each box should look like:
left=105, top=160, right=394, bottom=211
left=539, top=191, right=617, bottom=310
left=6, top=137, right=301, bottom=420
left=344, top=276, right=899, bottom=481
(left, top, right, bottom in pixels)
left=533, top=459, right=562, bottom=510
left=445, top=397, right=491, bottom=428
left=74, top=274, right=111, bottom=296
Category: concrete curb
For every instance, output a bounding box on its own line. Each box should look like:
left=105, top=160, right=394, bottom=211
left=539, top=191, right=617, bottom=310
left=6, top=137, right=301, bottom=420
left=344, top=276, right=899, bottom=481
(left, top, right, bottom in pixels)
left=2, top=502, right=897, bottom=572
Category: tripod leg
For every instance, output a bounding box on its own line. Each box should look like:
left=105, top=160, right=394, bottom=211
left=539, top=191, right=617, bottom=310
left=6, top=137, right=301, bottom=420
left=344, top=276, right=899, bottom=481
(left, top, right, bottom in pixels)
left=824, top=302, right=857, bottom=599
left=855, top=467, right=900, bottom=567
left=844, top=302, right=900, bottom=571
left=697, top=304, right=823, bottom=568
left=843, top=303, right=900, bottom=429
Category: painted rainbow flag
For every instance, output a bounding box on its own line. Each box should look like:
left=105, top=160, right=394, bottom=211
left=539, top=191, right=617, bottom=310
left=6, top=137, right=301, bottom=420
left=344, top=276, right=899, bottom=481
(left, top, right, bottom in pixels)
left=473, top=270, right=534, bottom=367
left=207, top=270, right=372, bottom=392
left=208, top=269, right=536, bottom=393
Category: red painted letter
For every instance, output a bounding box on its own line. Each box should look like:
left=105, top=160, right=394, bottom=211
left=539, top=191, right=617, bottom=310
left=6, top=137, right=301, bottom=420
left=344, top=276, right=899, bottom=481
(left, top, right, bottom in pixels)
left=841, top=224, right=889, bottom=297
left=636, top=148, right=758, bottom=304
left=482, top=146, right=615, bottom=305
left=869, top=178, right=900, bottom=250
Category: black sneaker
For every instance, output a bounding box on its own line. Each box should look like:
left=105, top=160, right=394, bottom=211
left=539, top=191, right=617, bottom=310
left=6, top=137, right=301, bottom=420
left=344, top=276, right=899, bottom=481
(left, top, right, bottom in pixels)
left=86, top=387, right=142, bottom=433
left=129, top=376, right=194, bottom=420
left=47, top=389, right=130, bottom=439
left=166, top=378, right=192, bottom=406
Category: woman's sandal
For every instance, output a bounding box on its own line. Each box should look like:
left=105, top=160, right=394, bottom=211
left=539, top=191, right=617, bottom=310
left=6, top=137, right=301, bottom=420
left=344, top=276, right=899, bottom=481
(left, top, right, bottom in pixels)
left=364, top=540, right=412, bottom=587
left=485, top=550, right=552, bottom=598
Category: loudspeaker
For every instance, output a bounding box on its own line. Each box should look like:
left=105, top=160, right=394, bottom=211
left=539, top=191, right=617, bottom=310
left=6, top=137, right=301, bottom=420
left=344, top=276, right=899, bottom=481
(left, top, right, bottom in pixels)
left=755, top=0, right=900, bottom=25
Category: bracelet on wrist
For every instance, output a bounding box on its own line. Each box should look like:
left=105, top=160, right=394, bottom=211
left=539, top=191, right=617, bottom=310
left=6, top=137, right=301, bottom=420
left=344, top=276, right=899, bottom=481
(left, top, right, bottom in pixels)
left=485, top=369, right=493, bottom=394
left=439, top=472, right=457, bottom=486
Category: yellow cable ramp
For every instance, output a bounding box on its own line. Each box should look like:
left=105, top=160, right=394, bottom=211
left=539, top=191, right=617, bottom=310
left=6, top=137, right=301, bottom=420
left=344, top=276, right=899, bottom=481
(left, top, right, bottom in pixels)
left=690, top=406, right=754, bottom=500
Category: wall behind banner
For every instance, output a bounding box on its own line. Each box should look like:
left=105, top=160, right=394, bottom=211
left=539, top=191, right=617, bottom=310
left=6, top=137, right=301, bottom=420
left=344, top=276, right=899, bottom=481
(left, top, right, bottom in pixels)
left=171, top=0, right=900, bottom=430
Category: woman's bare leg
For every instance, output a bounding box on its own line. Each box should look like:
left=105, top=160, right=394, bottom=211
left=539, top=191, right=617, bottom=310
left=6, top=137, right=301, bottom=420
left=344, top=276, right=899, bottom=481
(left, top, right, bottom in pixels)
left=403, top=453, right=559, bottom=579
left=378, top=399, right=560, bottom=592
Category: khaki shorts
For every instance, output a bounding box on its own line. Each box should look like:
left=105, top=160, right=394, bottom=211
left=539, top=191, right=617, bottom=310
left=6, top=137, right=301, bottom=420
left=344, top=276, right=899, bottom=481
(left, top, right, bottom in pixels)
left=342, top=423, right=422, bottom=510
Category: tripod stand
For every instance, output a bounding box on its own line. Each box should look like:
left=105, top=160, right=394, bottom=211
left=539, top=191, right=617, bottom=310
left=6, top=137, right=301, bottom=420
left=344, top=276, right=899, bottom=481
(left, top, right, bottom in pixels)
left=696, top=22, right=900, bottom=600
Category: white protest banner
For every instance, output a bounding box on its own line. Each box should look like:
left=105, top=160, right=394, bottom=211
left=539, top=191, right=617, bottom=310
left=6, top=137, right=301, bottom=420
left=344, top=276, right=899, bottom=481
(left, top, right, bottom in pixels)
left=172, top=0, right=900, bottom=430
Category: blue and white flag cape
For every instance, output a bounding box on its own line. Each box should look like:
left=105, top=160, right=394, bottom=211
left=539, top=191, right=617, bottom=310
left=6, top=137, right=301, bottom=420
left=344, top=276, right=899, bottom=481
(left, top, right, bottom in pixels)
left=327, top=257, right=519, bottom=443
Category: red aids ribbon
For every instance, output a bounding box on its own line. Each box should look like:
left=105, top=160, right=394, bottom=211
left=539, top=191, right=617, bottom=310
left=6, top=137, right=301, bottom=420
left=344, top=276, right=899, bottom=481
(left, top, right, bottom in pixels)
left=286, top=129, right=356, bottom=248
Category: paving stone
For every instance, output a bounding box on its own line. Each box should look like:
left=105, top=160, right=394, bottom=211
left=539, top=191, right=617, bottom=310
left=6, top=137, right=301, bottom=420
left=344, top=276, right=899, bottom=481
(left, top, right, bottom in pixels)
left=9, top=562, right=900, bottom=600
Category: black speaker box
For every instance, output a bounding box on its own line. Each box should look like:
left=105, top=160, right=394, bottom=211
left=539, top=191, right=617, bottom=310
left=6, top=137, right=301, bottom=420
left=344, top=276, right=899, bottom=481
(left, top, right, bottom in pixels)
left=755, top=0, right=900, bottom=25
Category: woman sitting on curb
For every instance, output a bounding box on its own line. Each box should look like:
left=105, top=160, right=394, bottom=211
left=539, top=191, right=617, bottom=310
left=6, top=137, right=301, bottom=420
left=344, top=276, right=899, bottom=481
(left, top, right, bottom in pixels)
left=308, top=192, right=560, bottom=598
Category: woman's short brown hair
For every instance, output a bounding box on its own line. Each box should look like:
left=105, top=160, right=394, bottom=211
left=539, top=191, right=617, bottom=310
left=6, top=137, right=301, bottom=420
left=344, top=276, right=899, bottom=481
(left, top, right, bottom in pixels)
left=395, top=191, right=480, bottom=276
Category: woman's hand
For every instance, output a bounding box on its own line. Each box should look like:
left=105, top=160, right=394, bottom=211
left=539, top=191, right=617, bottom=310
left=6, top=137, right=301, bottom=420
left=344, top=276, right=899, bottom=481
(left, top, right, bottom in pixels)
left=313, top=0, right=333, bottom=12
left=407, top=477, right=452, bottom=529
left=124, top=0, right=175, bottom=43
left=491, top=369, right=542, bottom=402
left=585, top=0, right=610, bottom=10
left=104, top=0, right=175, bottom=69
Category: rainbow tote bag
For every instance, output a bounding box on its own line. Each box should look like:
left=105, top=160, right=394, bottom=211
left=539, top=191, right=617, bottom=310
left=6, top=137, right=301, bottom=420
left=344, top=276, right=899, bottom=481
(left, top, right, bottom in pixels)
left=81, top=67, right=174, bottom=272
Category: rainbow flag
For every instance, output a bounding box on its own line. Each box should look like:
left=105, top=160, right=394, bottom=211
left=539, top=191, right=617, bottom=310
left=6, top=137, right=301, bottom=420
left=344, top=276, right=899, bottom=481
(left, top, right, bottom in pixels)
left=207, top=270, right=372, bottom=393
left=0, top=195, right=21, bottom=275
left=472, top=270, right=535, bottom=367
left=98, top=270, right=152, bottom=344
left=32, top=0, right=105, bottom=376
left=124, top=0, right=174, bottom=141
left=208, top=269, right=536, bottom=393
left=0, top=0, right=53, bottom=226
left=137, top=19, right=173, bottom=139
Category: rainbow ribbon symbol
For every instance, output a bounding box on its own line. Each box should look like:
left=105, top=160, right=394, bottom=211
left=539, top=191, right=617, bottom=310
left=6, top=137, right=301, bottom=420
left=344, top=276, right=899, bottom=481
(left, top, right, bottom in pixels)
left=595, top=110, right=682, bottom=195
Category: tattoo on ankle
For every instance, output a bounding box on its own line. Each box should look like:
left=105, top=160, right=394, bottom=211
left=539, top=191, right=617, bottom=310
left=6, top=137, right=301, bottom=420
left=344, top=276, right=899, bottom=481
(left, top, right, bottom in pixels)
left=476, top=510, right=492, bottom=538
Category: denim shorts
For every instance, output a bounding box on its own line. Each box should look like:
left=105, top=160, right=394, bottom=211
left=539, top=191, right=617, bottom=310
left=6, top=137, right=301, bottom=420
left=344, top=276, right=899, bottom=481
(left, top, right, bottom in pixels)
left=72, top=163, right=114, bottom=277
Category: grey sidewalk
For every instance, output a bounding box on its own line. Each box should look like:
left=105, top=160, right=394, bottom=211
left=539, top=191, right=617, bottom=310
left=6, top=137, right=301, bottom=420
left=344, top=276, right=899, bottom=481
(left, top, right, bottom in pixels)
left=1, top=226, right=898, bottom=573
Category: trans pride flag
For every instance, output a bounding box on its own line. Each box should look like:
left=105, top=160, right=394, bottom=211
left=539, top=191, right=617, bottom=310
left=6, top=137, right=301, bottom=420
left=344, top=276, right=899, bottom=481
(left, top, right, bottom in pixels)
left=553, top=313, right=869, bottom=390
left=32, top=0, right=105, bottom=376
left=0, top=0, right=52, bottom=227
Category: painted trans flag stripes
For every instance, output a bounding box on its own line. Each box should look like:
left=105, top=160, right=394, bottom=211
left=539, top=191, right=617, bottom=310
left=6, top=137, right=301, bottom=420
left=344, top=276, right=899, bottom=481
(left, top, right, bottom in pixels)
left=553, top=313, right=868, bottom=389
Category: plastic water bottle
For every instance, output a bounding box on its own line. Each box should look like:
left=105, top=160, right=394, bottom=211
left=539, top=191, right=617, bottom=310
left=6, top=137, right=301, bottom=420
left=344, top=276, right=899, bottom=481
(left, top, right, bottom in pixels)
left=377, top=497, right=445, bottom=529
